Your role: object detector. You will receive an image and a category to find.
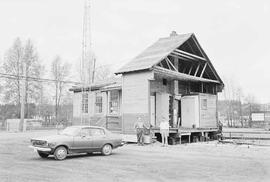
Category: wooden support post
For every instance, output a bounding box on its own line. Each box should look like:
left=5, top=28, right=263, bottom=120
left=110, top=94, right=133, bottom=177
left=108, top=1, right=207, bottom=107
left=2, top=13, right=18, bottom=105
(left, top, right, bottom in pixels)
left=173, top=57, right=179, bottom=128
left=201, top=82, right=204, bottom=93
left=194, top=64, right=200, bottom=77
left=200, top=63, right=207, bottom=78
left=188, top=64, right=194, bottom=75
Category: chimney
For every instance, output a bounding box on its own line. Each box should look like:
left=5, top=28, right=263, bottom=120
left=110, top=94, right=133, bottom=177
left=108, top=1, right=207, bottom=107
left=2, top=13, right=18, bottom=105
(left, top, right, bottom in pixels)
left=170, top=31, right=178, bottom=37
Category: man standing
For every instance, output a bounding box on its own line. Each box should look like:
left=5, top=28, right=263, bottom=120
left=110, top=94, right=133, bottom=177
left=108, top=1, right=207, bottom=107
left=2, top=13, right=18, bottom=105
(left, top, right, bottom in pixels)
left=159, top=116, right=169, bottom=146
left=134, top=117, right=145, bottom=145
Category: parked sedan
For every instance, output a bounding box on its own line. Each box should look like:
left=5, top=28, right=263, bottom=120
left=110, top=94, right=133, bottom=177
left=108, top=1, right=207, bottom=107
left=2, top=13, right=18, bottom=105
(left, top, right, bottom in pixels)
left=29, top=126, right=124, bottom=160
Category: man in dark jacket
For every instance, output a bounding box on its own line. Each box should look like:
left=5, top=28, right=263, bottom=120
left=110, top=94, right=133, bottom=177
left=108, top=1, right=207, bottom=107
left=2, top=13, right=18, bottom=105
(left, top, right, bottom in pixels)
left=134, top=117, right=146, bottom=145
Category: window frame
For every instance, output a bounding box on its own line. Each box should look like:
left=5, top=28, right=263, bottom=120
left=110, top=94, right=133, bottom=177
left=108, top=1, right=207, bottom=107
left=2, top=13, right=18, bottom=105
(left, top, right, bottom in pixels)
left=108, top=90, right=120, bottom=115
left=89, top=128, right=105, bottom=137
left=95, top=93, right=103, bottom=114
left=81, top=92, right=88, bottom=114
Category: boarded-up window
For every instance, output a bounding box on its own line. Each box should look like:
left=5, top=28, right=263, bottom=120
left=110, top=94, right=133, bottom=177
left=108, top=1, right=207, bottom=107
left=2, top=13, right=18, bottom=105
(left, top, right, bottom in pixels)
left=95, top=94, right=103, bottom=113
left=82, top=93, right=88, bottom=113
left=109, top=90, right=119, bottom=115
left=201, top=98, right=207, bottom=110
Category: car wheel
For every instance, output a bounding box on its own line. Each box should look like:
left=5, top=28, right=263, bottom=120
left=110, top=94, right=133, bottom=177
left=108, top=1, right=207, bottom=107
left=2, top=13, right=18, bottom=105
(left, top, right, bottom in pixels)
left=38, top=151, right=49, bottom=158
left=54, top=146, right=67, bottom=160
left=101, top=144, right=112, bottom=156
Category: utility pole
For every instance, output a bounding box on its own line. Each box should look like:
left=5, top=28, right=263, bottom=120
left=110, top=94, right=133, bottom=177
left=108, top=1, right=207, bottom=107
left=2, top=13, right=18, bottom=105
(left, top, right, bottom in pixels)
left=249, top=103, right=252, bottom=128
left=20, top=60, right=27, bottom=132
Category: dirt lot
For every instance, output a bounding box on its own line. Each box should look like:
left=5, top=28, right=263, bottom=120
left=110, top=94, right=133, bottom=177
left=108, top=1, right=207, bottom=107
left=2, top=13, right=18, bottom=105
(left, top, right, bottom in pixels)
left=0, top=130, right=270, bottom=182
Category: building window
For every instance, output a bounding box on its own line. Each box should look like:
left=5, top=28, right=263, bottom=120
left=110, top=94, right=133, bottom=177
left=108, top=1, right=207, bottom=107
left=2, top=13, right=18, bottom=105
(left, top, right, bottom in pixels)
left=201, top=99, right=207, bottom=110
left=109, top=90, right=119, bottom=115
left=82, top=93, right=88, bottom=113
left=95, top=94, right=103, bottom=114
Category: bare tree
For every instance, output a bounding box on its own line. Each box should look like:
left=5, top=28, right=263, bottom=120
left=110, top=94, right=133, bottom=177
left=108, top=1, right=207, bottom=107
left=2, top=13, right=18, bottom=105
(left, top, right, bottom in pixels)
left=220, top=77, right=244, bottom=127
left=2, top=38, right=43, bottom=118
left=94, top=64, right=115, bottom=82
left=3, top=38, right=23, bottom=107
left=236, top=87, right=244, bottom=127
left=51, top=56, right=70, bottom=123
left=23, top=39, right=43, bottom=117
left=245, top=93, right=257, bottom=127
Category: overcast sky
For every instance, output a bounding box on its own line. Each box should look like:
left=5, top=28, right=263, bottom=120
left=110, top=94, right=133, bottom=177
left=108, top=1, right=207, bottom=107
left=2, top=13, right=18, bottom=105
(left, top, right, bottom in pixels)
left=0, top=0, right=269, bottom=103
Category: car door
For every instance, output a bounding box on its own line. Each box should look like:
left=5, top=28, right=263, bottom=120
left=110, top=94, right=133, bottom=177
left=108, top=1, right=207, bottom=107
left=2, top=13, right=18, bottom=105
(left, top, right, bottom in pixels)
left=89, top=128, right=107, bottom=151
left=72, top=127, right=93, bottom=152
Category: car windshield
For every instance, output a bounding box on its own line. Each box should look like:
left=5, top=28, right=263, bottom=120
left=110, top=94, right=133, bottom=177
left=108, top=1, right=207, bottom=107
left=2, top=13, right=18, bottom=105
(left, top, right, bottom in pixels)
left=60, top=127, right=80, bottom=136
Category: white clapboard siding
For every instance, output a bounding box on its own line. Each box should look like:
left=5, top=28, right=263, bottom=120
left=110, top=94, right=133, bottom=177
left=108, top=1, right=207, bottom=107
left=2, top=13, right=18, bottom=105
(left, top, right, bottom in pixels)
left=88, top=92, right=95, bottom=115
left=122, top=71, right=153, bottom=114
left=73, top=92, right=82, bottom=117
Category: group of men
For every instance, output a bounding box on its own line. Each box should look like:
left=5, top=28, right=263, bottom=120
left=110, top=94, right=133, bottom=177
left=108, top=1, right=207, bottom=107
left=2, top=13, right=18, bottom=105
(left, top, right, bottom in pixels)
left=134, top=116, right=169, bottom=147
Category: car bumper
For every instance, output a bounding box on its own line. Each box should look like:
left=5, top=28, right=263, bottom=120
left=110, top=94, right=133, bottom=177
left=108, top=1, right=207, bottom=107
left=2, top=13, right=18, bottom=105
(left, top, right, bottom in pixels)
left=29, top=145, right=52, bottom=152
left=116, top=141, right=125, bottom=147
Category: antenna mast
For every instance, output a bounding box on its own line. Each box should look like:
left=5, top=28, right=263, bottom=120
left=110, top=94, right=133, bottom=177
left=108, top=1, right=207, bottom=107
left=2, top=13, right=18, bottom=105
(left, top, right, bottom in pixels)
left=81, top=0, right=95, bottom=125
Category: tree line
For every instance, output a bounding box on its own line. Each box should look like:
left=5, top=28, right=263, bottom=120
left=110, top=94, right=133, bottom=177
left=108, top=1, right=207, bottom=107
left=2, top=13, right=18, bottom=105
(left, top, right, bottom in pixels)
left=218, top=77, right=263, bottom=128
left=0, top=38, right=115, bottom=128
left=0, top=38, right=72, bottom=126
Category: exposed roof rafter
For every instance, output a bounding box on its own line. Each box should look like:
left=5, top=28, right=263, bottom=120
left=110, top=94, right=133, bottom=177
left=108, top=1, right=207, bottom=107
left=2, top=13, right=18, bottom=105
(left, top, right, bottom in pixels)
left=174, top=49, right=206, bottom=61
left=165, top=57, right=178, bottom=71
left=200, top=63, right=207, bottom=78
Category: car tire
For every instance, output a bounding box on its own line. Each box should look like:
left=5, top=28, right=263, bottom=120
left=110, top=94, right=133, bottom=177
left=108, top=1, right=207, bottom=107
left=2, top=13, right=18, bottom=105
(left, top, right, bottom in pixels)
left=54, top=146, right=67, bottom=160
left=38, top=151, right=49, bottom=158
left=101, top=144, right=112, bottom=156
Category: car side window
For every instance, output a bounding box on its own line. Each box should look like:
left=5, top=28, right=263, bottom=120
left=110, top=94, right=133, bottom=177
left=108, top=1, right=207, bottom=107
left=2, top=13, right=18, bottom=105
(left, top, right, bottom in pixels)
left=89, top=128, right=105, bottom=136
left=80, top=128, right=91, bottom=137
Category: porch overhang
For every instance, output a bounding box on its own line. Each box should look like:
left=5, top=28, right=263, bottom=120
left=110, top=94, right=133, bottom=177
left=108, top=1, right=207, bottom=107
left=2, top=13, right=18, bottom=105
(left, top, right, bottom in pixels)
left=152, top=66, right=220, bottom=84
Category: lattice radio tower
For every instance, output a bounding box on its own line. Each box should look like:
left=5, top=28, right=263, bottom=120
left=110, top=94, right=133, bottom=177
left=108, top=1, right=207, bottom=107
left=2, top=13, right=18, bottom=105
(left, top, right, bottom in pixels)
left=80, top=0, right=96, bottom=124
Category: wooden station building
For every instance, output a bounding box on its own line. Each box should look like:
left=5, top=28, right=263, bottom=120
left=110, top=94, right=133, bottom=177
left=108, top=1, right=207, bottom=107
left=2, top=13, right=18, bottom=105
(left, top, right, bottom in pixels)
left=70, top=32, right=224, bottom=142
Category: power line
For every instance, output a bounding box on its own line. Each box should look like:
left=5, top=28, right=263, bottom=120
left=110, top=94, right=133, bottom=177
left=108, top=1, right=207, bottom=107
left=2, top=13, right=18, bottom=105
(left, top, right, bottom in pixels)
left=0, top=72, right=82, bottom=84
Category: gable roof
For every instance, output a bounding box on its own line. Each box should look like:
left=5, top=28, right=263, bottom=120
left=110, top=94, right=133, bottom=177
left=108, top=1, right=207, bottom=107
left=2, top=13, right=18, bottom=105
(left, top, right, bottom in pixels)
left=115, top=32, right=223, bottom=86
left=115, top=33, right=193, bottom=74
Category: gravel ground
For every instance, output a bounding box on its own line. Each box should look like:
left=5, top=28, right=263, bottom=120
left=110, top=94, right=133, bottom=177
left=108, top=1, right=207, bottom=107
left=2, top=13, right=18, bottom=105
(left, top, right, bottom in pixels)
left=0, top=130, right=270, bottom=182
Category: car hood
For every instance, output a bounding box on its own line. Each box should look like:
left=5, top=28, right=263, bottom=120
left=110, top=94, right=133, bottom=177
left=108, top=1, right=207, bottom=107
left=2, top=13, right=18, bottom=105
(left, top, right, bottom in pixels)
left=31, top=134, right=72, bottom=143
